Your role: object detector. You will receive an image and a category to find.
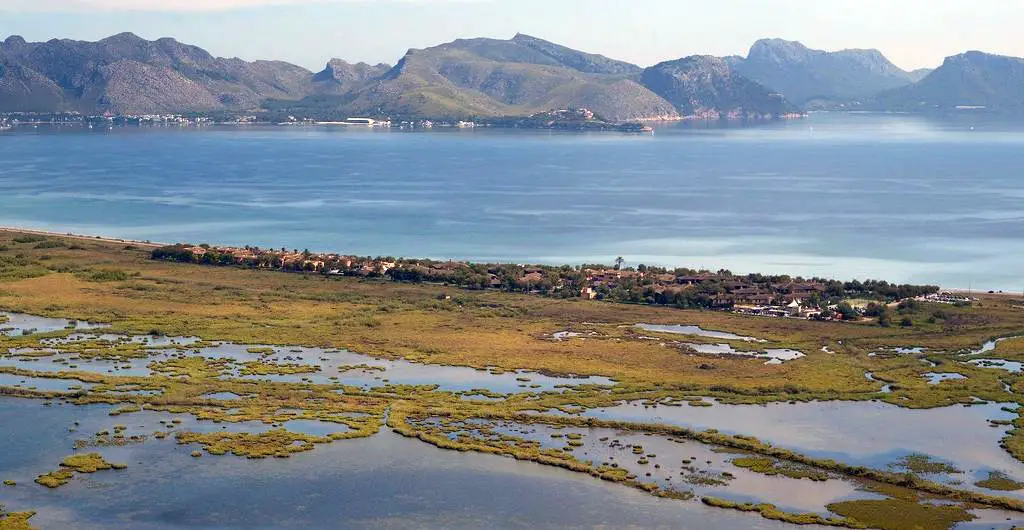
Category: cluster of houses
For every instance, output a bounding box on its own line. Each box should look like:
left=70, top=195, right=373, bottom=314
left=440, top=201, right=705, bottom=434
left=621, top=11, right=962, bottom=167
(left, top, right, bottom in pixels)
left=179, top=245, right=398, bottom=277
left=581, top=268, right=833, bottom=319
left=155, top=243, right=905, bottom=321
left=0, top=112, right=212, bottom=127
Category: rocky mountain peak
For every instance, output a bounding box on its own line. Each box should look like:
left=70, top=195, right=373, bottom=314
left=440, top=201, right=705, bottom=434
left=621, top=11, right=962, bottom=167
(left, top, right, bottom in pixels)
left=2, top=35, right=27, bottom=48
left=748, top=39, right=813, bottom=64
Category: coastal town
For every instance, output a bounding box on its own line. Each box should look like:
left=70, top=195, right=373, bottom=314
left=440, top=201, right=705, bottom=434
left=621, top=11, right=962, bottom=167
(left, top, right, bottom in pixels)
left=152, top=242, right=947, bottom=323
left=0, top=107, right=654, bottom=132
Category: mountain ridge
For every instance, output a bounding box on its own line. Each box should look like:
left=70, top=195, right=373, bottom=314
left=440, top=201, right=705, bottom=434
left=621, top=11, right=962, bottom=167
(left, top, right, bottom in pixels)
left=1, top=33, right=1018, bottom=119
left=875, top=50, right=1024, bottom=114
left=0, top=32, right=315, bottom=113
left=641, top=55, right=790, bottom=118
left=729, top=38, right=917, bottom=105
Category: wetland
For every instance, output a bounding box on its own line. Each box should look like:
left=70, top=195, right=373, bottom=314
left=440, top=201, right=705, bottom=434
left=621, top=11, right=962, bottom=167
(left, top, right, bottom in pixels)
left=4, top=230, right=1024, bottom=529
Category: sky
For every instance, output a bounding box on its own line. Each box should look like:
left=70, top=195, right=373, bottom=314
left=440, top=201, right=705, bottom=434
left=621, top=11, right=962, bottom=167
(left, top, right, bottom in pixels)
left=0, top=0, right=1020, bottom=72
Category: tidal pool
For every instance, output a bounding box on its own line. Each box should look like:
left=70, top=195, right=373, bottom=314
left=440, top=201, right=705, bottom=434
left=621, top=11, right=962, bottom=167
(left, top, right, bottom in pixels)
left=182, top=341, right=613, bottom=392
left=42, top=333, right=202, bottom=348
left=0, top=354, right=153, bottom=377
left=0, top=373, right=92, bottom=392
left=1, top=318, right=616, bottom=394
left=924, top=372, right=968, bottom=384
left=969, top=359, right=1024, bottom=373
left=0, top=398, right=800, bottom=530
left=433, top=417, right=876, bottom=515
left=0, top=312, right=109, bottom=337
left=864, top=372, right=893, bottom=393
left=583, top=399, right=1023, bottom=485
left=635, top=324, right=767, bottom=342
left=200, top=392, right=246, bottom=401
left=684, top=343, right=805, bottom=364
left=967, top=336, right=1024, bottom=356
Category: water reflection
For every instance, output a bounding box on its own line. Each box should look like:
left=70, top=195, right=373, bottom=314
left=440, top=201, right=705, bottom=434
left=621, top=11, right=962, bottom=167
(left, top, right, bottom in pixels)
left=584, top=400, right=1022, bottom=481
left=0, top=373, right=92, bottom=392
left=683, top=343, right=806, bottom=364
left=0, top=398, right=796, bottom=530
left=923, top=372, right=968, bottom=384
left=1, top=314, right=615, bottom=394
left=969, top=359, right=1024, bottom=373
left=636, top=323, right=766, bottom=342
left=0, top=312, right=108, bottom=337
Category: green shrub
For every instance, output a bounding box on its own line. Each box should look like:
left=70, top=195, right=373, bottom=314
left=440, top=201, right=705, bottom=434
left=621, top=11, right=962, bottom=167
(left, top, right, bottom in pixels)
left=12, top=235, right=46, bottom=244
left=81, top=269, right=130, bottom=282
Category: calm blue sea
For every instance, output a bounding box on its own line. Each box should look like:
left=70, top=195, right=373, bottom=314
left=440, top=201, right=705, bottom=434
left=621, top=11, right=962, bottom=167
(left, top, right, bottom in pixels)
left=2, top=112, right=1023, bottom=290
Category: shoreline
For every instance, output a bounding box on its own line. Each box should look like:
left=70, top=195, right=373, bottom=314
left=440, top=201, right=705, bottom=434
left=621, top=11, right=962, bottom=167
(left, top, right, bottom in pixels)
left=0, top=225, right=1009, bottom=295
left=0, top=226, right=165, bottom=249
left=1, top=112, right=805, bottom=130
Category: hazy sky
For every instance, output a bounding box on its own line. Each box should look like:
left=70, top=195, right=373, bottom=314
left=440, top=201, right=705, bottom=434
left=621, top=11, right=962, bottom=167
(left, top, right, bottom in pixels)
left=0, top=0, right=1019, bottom=71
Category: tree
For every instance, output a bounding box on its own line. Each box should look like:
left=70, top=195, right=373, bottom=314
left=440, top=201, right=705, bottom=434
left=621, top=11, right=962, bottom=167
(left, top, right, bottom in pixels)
left=879, top=309, right=894, bottom=328
left=614, top=256, right=624, bottom=270
left=897, top=299, right=921, bottom=314
left=835, top=302, right=859, bottom=321
left=862, top=303, right=885, bottom=318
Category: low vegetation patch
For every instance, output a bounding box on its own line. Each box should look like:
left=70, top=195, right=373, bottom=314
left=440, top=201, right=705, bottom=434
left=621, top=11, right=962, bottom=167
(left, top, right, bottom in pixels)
left=78, top=269, right=131, bottom=282
left=0, top=508, right=36, bottom=530
left=701, top=497, right=856, bottom=527
left=826, top=498, right=974, bottom=530
left=34, top=453, right=127, bottom=489
left=731, top=455, right=830, bottom=481
left=975, top=470, right=1024, bottom=491
left=890, top=454, right=961, bottom=475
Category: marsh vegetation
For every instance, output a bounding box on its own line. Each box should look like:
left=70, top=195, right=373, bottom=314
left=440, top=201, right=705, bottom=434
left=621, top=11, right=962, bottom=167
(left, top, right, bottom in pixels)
left=3, top=231, right=1024, bottom=529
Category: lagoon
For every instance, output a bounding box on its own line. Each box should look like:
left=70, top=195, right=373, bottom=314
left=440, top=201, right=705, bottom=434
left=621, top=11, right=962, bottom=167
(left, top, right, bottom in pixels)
left=0, top=398, right=801, bottom=530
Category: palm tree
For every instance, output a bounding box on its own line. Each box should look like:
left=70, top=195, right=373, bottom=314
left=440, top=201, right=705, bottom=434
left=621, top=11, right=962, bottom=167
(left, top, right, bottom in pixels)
left=614, top=256, right=624, bottom=270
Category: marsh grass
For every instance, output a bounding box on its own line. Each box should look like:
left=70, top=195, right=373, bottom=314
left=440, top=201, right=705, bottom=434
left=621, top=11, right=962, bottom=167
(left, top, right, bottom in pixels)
left=975, top=470, right=1024, bottom=491
left=701, top=497, right=857, bottom=527
left=33, top=453, right=126, bottom=489
left=890, top=454, right=961, bottom=475
left=11, top=236, right=46, bottom=244
left=4, top=230, right=1024, bottom=529
left=78, top=270, right=131, bottom=283
left=825, top=498, right=974, bottom=530
left=731, top=456, right=830, bottom=481
left=0, top=510, right=36, bottom=530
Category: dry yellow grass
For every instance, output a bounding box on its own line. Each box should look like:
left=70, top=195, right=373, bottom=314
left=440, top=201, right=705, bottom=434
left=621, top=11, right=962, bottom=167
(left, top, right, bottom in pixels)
left=0, top=230, right=1021, bottom=403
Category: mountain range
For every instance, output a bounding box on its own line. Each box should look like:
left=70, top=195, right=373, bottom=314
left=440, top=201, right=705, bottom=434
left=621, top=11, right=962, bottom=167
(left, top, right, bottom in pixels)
left=726, top=38, right=926, bottom=106
left=0, top=32, right=1020, bottom=119
left=265, top=34, right=787, bottom=122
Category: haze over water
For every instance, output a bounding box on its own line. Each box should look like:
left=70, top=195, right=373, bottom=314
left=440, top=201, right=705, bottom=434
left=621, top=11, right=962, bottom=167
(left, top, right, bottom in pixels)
left=2, top=112, right=1023, bottom=290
